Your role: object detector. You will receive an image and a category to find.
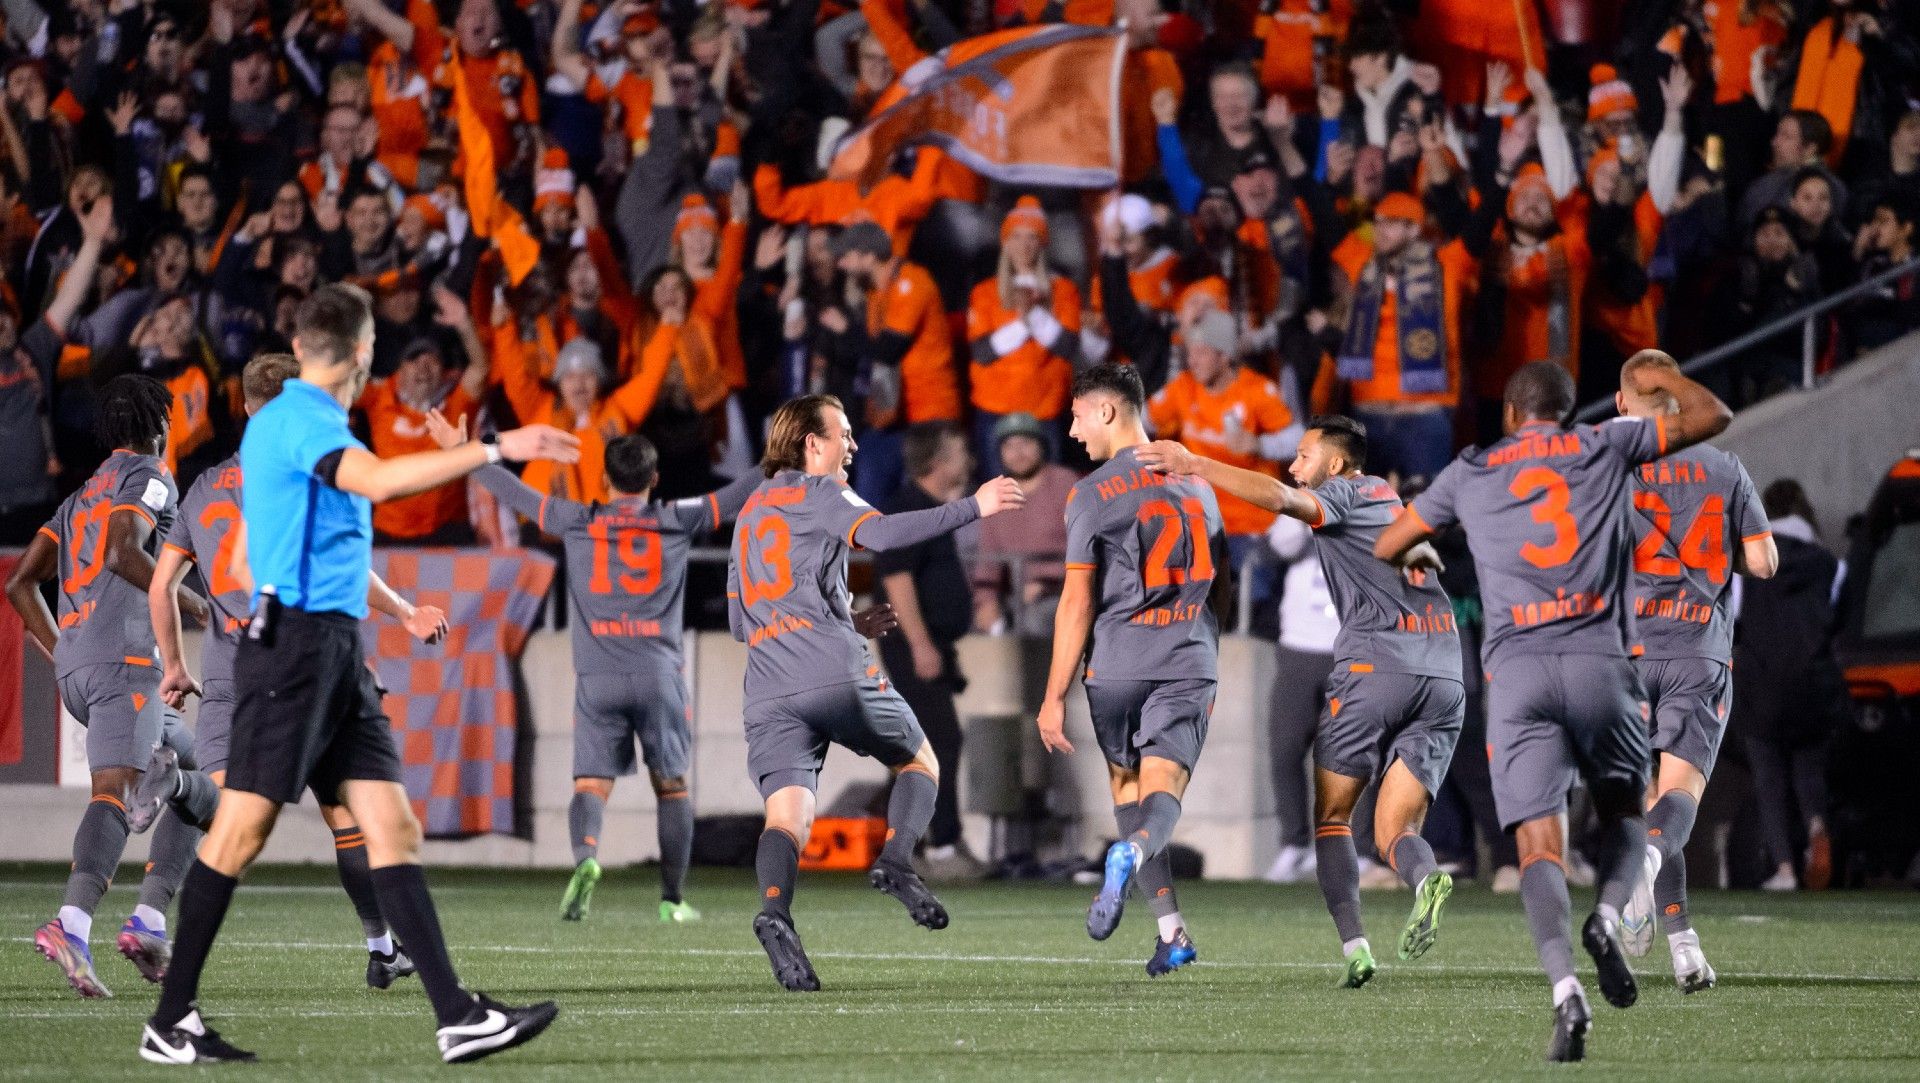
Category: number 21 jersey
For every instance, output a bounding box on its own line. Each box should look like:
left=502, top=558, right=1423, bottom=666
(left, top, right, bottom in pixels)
left=1066, top=446, right=1228, bottom=682
left=41, top=449, right=178, bottom=676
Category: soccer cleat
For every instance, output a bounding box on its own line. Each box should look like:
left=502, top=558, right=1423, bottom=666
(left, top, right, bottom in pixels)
left=1581, top=912, right=1638, bottom=1008
left=34, top=920, right=110, bottom=998
left=659, top=900, right=703, bottom=923
left=1620, top=846, right=1661, bottom=958
left=1086, top=840, right=1141, bottom=941
left=1547, top=993, right=1593, bottom=1063
left=139, top=1009, right=256, bottom=1065
left=868, top=860, right=949, bottom=930
left=366, top=945, right=416, bottom=990
left=1672, top=939, right=1717, bottom=994
left=753, top=912, right=821, bottom=992
left=1340, top=943, right=1377, bottom=989
left=1146, top=929, right=1198, bottom=977
left=1398, top=870, right=1453, bottom=960
left=435, top=992, right=559, bottom=1065
left=560, top=858, right=601, bottom=921
left=127, top=744, right=183, bottom=834
left=117, top=915, right=170, bottom=983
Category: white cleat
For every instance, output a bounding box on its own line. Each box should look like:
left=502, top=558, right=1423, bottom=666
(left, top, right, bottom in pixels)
left=1672, top=936, right=1717, bottom=994
left=1621, top=845, right=1661, bottom=958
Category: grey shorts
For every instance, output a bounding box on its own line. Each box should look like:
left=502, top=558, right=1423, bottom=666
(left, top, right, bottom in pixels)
left=1486, top=653, right=1651, bottom=831
left=574, top=669, right=692, bottom=781
left=58, top=660, right=184, bottom=771
left=1317, top=669, right=1465, bottom=797
left=1084, top=678, right=1216, bottom=773
left=195, top=678, right=237, bottom=774
left=745, top=676, right=925, bottom=798
left=1641, top=656, right=1732, bottom=779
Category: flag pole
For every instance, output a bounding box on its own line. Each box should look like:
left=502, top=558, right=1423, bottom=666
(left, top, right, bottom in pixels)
left=1108, top=22, right=1129, bottom=185
left=1512, top=0, right=1538, bottom=73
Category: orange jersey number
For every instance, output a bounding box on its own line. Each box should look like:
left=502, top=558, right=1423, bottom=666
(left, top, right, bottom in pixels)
left=1510, top=467, right=1578, bottom=569
left=199, top=501, right=251, bottom=598
left=588, top=523, right=664, bottom=595
left=64, top=502, right=113, bottom=592
left=1633, top=491, right=1728, bottom=584
left=737, top=515, right=794, bottom=608
left=1139, top=498, right=1217, bottom=588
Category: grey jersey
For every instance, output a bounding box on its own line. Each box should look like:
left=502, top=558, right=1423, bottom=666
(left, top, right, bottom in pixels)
left=728, top=471, right=886, bottom=703
left=43, top=450, right=177, bottom=676
left=1629, top=445, right=1770, bottom=661
left=1410, top=417, right=1667, bottom=670
left=1306, top=473, right=1461, bottom=680
left=161, top=454, right=250, bottom=682
left=1066, top=446, right=1228, bottom=682
left=478, top=466, right=754, bottom=675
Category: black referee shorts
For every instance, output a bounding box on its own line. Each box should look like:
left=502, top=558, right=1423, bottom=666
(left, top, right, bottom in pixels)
left=224, top=607, right=403, bottom=806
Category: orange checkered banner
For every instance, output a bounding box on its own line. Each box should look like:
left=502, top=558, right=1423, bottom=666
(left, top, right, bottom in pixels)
left=369, top=548, right=556, bottom=836
left=828, top=23, right=1129, bottom=191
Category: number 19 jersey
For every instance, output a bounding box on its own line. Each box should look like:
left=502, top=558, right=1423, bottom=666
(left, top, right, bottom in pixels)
left=1629, top=445, right=1770, bottom=661
left=1065, top=446, right=1228, bottom=682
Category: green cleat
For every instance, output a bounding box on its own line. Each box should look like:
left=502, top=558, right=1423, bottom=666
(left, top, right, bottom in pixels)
left=659, top=900, right=702, bottom=923
left=1398, top=870, right=1453, bottom=960
left=560, top=858, right=602, bottom=921
left=1340, top=944, right=1377, bottom=989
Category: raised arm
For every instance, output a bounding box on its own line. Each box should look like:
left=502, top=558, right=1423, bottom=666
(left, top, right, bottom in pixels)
left=43, top=197, right=114, bottom=335
left=1631, top=363, right=1732, bottom=453
left=425, top=407, right=584, bottom=530
left=1034, top=566, right=1093, bottom=755
left=343, top=0, right=416, bottom=53
left=550, top=0, right=592, bottom=90
left=5, top=529, right=58, bottom=662
left=1135, top=441, right=1318, bottom=522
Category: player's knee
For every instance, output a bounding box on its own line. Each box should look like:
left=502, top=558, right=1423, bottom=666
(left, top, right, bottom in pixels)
left=317, top=803, right=358, bottom=832
left=91, top=767, right=138, bottom=798
left=576, top=777, right=615, bottom=800
left=651, top=774, right=689, bottom=798
left=1514, top=817, right=1565, bottom=860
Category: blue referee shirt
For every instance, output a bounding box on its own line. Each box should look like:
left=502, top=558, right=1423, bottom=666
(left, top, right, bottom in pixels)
left=239, top=378, right=372, bottom=618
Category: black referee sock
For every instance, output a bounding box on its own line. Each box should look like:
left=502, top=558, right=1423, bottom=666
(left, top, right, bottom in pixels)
left=154, top=860, right=238, bottom=1028
left=756, top=829, right=799, bottom=920
left=369, top=864, right=471, bottom=1026
left=332, top=827, right=389, bottom=942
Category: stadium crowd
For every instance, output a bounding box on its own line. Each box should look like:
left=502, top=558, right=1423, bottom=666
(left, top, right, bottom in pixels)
left=0, top=0, right=1903, bottom=890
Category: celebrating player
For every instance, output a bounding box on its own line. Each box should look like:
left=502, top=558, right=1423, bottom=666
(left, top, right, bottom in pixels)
left=138, top=353, right=452, bottom=992
left=6, top=374, right=210, bottom=999
left=138, top=284, right=578, bottom=1065
left=1612, top=351, right=1777, bottom=990
left=1138, top=414, right=1465, bottom=988
left=729, top=394, right=1023, bottom=992
left=425, top=409, right=758, bottom=925
left=1376, top=360, right=1732, bottom=1062
left=1037, top=363, right=1227, bottom=977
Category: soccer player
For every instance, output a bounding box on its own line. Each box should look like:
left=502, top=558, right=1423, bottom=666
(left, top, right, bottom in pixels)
left=138, top=285, right=578, bottom=1065
left=1036, top=363, right=1227, bottom=977
left=1138, top=414, right=1465, bottom=988
left=1375, top=360, right=1732, bottom=1062
left=6, top=374, right=211, bottom=999
left=137, top=353, right=451, bottom=991
left=423, top=410, right=758, bottom=924
left=1612, top=351, right=1777, bottom=990
left=730, top=394, right=1024, bottom=991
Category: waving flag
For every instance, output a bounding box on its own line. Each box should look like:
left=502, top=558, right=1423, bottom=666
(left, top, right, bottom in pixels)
left=829, top=23, right=1129, bottom=191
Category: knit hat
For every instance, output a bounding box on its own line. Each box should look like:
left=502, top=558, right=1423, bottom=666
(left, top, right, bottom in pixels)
left=830, top=220, right=893, bottom=261
left=1099, top=192, right=1154, bottom=236
left=1188, top=309, right=1238, bottom=357
left=1002, top=195, right=1048, bottom=243
left=402, top=193, right=446, bottom=232
left=533, top=147, right=576, bottom=212
left=672, top=194, right=719, bottom=246
left=992, top=411, right=1047, bottom=449
left=1587, top=64, right=1636, bottom=122
left=1505, top=162, right=1553, bottom=219
left=554, top=337, right=605, bottom=382
left=1374, top=190, right=1425, bottom=225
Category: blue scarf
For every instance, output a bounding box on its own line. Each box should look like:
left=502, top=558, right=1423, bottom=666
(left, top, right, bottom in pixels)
left=1337, top=243, right=1448, bottom=394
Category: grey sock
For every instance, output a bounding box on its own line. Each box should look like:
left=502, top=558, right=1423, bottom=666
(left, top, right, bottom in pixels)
left=333, top=826, right=388, bottom=940
left=1314, top=825, right=1365, bottom=944
left=1132, top=791, right=1182, bottom=860
left=170, top=770, right=222, bottom=831
left=657, top=791, right=694, bottom=904
left=878, top=768, right=937, bottom=867
left=1647, top=792, right=1698, bottom=863
left=1389, top=830, right=1439, bottom=889
left=63, top=797, right=131, bottom=916
left=136, top=808, right=203, bottom=914
left=1520, top=858, right=1577, bottom=985
left=1116, top=802, right=1178, bottom=920
left=569, top=790, right=606, bottom=865
left=1595, top=814, right=1648, bottom=915
left=756, top=829, right=799, bottom=919
left=1655, top=849, right=1691, bottom=934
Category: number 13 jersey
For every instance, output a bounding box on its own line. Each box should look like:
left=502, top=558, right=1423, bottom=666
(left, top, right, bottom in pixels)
left=1408, top=417, right=1668, bottom=671
left=1065, top=446, right=1228, bottom=682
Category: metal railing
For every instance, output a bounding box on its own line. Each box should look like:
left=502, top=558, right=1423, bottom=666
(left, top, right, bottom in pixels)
left=1573, top=254, right=1920, bottom=423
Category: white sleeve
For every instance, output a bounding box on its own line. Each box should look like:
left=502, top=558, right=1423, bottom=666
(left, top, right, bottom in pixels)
left=1256, top=421, right=1303, bottom=461
left=1537, top=108, right=1579, bottom=201
left=989, top=319, right=1031, bottom=355
left=1025, top=305, right=1063, bottom=349
left=1648, top=122, right=1684, bottom=215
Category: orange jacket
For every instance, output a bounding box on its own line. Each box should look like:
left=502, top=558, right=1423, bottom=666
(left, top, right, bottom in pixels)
left=1312, top=234, right=1472, bottom=412
left=368, top=42, right=432, bottom=188
left=1255, top=0, right=1353, bottom=112
left=1476, top=218, right=1592, bottom=397
left=966, top=274, right=1081, bottom=420
left=358, top=380, right=477, bottom=539
left=1583, top=192, right=1662, bottom=358
left=410, top=0, right=539, bottom=162
left=868, top=261, right=962, bottom=423
left=1707, top=0, right=1788, bottom=105
left=1148, top=367, right=1296, bottom=534
left=753, top=148, right=972, bottom=256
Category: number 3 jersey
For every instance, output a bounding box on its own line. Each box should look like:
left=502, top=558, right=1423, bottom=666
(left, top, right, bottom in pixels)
left=1408, top=417, right=1668, bottom=670
left=1627, top=445, right=1769, bottom=661
left=163, top=454, right=251, bottom=682
left=41, top=449, right=178, bottom=676
left=1065, top=446, right=1228, bottom=682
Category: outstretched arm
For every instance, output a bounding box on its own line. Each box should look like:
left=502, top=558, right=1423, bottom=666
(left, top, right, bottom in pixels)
left=332, top=424, right=581, bottom=504
left=851, top=478, right=1024, bottom=551
left=1034, top=566, right=1093, bottom=755
left=1135, top=441, right=1319, bottom=522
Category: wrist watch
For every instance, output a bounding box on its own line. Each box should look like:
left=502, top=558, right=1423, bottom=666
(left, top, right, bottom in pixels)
left=480, top=430, right=503, bottom=465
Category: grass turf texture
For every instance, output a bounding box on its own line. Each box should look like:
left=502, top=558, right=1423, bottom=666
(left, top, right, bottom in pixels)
left=3, top=863, right=1917, bottom=1080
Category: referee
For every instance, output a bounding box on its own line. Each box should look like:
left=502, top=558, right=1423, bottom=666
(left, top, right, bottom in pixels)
left=140, top=285, right=580, bottom=1066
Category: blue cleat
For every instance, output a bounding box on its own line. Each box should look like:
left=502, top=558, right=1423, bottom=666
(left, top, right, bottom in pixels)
left=116, top=915, right=170, bottom=983
left=1146, top=929, right=1197, bottom=976
left=1086, top=840, right=1141, bottom=941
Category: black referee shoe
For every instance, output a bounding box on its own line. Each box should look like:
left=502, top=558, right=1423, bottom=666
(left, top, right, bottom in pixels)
left=435, top=992, right=559, bottom=1064
left=139, top=1009, right=257, bottom=1065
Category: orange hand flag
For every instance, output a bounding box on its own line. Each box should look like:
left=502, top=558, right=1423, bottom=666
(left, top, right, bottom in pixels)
left=829, top=24, right=1128, bottom=192
left=451, top=49, right=541, bottom=285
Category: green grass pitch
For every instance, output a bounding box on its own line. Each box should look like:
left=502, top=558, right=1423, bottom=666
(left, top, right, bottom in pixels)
left=4, top=863, right=1918, bottom=1080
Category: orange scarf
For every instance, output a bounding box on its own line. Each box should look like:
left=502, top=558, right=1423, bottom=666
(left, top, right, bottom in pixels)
left=1791, top=16, right=1864, bottom=167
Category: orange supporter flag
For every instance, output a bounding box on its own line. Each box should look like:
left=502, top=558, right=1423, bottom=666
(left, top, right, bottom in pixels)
left=452, top=49, right=540, bottom=286
left=829, top=24, right=1130, bottom=191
